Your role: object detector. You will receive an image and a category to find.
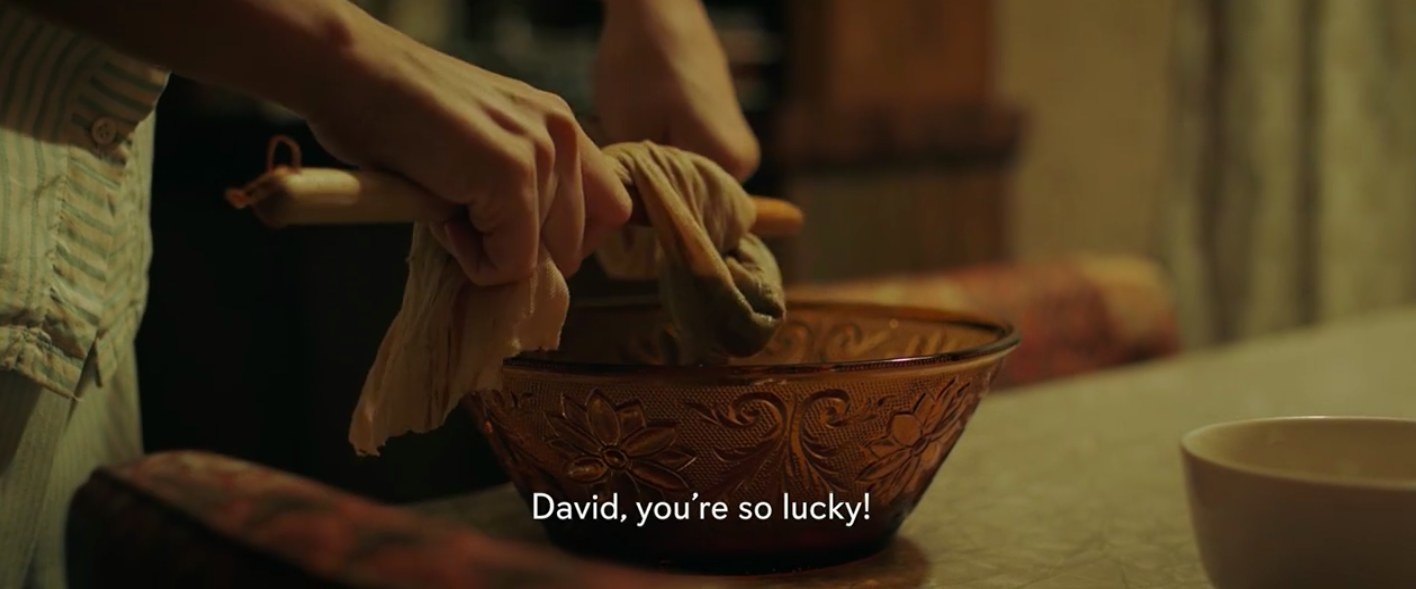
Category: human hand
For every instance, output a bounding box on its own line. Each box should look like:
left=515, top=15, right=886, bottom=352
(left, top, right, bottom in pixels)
left=301, top=17, right=633, bottom=286
left=594, top=0, right=760, bottom=180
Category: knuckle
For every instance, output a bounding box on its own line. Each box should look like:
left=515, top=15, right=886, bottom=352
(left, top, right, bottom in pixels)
left=537, top=91, right=573, bottom=117
left=538, top=94, right=580, bottom=139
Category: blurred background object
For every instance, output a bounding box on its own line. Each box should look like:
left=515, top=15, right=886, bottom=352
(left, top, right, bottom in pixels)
left=1161, top=0, right=1416, bottom=348
left=772, top=0, right=1021, bottom=282
left=134, top=0, right=1416, bottom=503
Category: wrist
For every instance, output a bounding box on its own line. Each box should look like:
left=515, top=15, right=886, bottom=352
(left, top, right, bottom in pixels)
left=261, top=1, right=403, bottom=122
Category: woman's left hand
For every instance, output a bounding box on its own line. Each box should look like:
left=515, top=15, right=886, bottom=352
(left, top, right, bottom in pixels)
left=593, top=0, right=760, bottom=181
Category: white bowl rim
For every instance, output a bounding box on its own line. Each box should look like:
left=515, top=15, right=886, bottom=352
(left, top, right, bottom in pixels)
left=1180, top=415, right=1416, bottom=492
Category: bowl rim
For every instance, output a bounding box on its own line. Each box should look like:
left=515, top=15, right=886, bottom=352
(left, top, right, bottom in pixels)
left=503, top=297, right=1021, bottom=377
left=1180, top=415, right=1416, bottom=492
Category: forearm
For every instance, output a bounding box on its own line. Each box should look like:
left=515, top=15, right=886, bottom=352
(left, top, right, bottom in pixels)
left=9, top=0, right=393, bottom=118
left=600, top=0, right=710, bottom=33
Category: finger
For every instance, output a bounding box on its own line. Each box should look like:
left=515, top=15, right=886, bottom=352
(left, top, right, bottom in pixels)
left=458, top=137, right=543, bottom=286
left=579, top=134, right=633, bottom=255
left=540, top=115, right=586, bottom=275
left=441, top=215, right=491, bottom=283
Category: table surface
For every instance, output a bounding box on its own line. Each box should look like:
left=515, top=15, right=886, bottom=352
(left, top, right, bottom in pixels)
left=416, top=307, right=1416, bottom=589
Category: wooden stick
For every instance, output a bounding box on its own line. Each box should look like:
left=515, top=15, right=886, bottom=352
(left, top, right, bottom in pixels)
left=227, top=166, right=804, bottom=238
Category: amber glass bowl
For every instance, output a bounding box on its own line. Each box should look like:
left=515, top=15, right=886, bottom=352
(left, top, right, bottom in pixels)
left=467, top=298, right=1019, bottom=574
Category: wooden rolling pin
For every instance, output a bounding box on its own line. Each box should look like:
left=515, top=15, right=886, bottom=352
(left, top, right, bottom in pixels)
left=226, top=166, right=805, bottom=238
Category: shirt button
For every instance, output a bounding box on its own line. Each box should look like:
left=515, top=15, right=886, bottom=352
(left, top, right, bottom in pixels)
left=90, top=117, right=118, bottom=147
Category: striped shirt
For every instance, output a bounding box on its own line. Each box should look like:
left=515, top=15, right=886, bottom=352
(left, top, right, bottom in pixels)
left=0, top=3, right=169, bottom=398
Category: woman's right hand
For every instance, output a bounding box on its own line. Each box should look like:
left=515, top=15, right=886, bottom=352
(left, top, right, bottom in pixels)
left=300, top=15, right=633, bottom=286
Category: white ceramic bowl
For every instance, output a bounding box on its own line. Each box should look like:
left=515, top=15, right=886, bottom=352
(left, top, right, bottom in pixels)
left=1181, top=416, right=1416, bottom=589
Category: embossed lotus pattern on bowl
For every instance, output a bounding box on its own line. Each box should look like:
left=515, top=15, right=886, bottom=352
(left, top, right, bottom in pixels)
left=466, top=299, right=1019, bottom=574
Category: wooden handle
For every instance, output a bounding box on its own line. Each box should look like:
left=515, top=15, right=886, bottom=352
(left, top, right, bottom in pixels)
left=227, top=167, right=451, bottom=227
left=228, top=167, right=804, bottom=238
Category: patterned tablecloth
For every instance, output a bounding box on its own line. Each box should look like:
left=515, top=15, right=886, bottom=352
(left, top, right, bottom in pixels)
left=417, top=307, right=1416, bottom=588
